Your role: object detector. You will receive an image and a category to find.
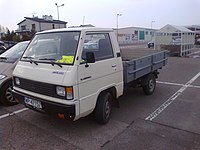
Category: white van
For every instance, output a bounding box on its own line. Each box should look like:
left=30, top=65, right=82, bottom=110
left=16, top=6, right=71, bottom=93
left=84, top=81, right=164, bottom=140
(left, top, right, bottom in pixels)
left=13, top=27, right=167, bottom=124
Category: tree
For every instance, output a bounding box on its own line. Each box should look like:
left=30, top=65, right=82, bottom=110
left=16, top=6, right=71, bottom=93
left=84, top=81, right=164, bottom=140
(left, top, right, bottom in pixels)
left=12, top=34, right=20, bottom=42
left=21, top=32, right=30, bottom=41
left=2, top=30, right=13, bottom=41
left=30, top=29, right=36, bottom=39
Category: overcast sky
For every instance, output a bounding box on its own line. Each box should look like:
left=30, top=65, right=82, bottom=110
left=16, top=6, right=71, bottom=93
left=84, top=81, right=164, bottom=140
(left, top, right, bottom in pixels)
left=0, top=0, right=199, bottom=31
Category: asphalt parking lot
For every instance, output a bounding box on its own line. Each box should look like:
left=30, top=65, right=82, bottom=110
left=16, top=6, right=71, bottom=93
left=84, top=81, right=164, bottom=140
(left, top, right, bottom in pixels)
left=0, top=56, right=200, bottom=150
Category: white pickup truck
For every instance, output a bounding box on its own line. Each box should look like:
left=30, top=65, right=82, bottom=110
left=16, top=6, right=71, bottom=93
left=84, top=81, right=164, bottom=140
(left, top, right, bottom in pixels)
left=12, top=27, right=167, bottom=124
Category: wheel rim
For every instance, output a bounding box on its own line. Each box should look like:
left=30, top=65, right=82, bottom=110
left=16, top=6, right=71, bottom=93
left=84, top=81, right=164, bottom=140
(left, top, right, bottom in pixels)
left=5, top=86, right=16, bottom=103
left=149, top=79, right=155, bottom=92
left=105, top=99, right=111, bottom=119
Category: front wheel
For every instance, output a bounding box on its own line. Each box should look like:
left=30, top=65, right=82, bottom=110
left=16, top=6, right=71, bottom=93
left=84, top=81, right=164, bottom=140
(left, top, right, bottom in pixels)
left=94, top=92, right=112, bottom=124
left=0, top=82, right=18, bottom=106
left=142, top=74, right=156, bottom=95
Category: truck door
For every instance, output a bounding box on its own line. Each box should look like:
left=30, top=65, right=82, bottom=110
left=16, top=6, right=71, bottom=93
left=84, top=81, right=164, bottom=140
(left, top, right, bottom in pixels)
left=77, top=33, right=119, bottom=115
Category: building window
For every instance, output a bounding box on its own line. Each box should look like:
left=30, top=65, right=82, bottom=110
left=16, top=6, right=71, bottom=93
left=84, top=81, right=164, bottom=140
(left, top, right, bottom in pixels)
left=52, top=24, right=55, bottom=29
left=146, top=31, right=148, bottom=35
left=32, top=24, right=36, bottom=31
left=21, top=25, right=26, bottom=30
left=125, top=34, right=130, bottom=40
left=135, top=31, right=138, bottom=35
left=139, top=31, right=145, bottom=40
left=172, top=33, right=178, bottom=36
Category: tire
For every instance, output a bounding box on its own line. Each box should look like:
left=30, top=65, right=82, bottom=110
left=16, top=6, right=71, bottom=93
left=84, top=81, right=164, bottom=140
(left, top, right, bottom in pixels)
left=142, top=74, right=156, bottom=95
left=0, top=82, right=18, bottom=106
left=95, top=92, right=112, bottom=124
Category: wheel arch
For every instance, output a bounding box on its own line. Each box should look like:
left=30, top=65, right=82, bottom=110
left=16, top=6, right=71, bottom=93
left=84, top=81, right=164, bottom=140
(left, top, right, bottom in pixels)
left=0, top=78, right=17, bottom=106
left=96, top=86, right=118, bottom=108
left=0, top=78, right=12, bottom=93
left=141, top=72, right=157, bottom=86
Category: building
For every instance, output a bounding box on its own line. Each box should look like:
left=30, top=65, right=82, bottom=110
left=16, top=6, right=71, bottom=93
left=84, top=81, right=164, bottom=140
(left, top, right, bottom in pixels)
left=114, top=27, right=157, bottom=45
left=186, top=25, right=200, bottom=34
left=15, top=15, right=67, bottom=34
left=185, top=25, right=200, bottom=45
left=154, top=24, right=195, bottom=56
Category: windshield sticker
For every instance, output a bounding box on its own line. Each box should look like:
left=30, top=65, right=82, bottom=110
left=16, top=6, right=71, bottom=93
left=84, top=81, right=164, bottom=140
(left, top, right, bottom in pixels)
left=56, top=55, right=74, bottom=64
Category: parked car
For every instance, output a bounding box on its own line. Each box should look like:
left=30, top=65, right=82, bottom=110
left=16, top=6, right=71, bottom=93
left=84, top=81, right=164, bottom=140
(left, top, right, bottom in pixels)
left=0, top=41, right=29, bottom=106
left=196, top=38, right=200, bottom=45
left=0, top=41, right=6, bottom=54
left=84, top=40, right=99, bottom=49
left=172, top=38, right=181, bottom=45
left=148, top=40, right=154, bottom=48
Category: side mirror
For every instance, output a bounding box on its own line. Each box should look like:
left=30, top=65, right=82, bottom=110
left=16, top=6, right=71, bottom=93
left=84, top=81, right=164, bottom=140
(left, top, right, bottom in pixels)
left=86, top=52, right=95, bottom=63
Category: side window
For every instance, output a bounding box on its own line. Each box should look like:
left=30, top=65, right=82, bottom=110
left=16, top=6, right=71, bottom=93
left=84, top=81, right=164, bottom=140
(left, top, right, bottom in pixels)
left=82, top=33, right=114, bottom=61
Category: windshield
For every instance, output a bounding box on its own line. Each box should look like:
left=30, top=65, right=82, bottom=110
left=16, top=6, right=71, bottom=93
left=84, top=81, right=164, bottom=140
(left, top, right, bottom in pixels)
left=22, top=32, right=80, bottom=65
left=1, top=41, right=29, bottom=59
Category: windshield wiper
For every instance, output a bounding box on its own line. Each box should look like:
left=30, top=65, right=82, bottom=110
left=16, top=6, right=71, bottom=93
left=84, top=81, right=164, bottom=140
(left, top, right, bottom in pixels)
left=39, top=58, right=62, bottom=68
left=23, top=56, right=36, bottom=60
left=22, top=56, right=38, bottom=65
left=0, top=57, right=7, bottom=60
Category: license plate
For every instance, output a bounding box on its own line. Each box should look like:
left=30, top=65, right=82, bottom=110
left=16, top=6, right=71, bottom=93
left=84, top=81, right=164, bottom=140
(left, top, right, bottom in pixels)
left=24, top=97, right=42, bottom=109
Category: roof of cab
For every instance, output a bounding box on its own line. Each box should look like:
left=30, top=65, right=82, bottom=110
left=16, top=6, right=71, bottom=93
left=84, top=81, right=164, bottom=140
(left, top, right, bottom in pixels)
left=37, top=27, right=114, bottom=34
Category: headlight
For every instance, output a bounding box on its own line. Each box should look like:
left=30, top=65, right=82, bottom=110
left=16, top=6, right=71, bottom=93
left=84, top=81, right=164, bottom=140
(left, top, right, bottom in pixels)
left=56, top=86, right=66, bottom=97
left=15, top=77, right=20, bottom=85
left=56, top=86, right=74, bottom=100
left=0, top=74, right=6, bottom=80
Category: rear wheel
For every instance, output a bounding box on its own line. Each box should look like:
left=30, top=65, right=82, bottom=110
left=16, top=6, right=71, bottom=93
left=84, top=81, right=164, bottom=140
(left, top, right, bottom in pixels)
left=142, top=74, right=156, bottom=95
left=0, top=82, right=18, bottom=106
left=95, top=92, right=112, bottom=124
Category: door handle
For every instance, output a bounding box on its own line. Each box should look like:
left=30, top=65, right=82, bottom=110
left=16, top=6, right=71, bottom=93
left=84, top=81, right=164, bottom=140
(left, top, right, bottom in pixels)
left=81, top=76, right=92, bottom=81
left=112, top=64, right=117, bottom=68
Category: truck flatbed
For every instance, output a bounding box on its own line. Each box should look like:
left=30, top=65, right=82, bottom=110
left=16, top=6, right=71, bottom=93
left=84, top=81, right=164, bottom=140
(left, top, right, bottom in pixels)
left=121, top=49, right=168, bottom=83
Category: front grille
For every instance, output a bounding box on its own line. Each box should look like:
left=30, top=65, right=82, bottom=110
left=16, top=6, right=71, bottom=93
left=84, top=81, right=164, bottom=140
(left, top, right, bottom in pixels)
left=14, top=77, right=64, bottom=99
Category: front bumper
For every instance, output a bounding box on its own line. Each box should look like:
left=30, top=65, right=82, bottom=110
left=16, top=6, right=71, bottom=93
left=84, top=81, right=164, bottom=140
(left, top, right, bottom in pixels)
left=12, top=90, right=76, bottom=120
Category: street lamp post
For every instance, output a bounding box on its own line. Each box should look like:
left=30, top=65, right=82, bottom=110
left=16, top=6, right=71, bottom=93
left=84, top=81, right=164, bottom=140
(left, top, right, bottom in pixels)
left=55, top=3, right=64, bottom=20
left=82, top=16, right=85, bottom=25
left=55, top=3, right=64, bottom=28
left=151, top=21, right=155, bottom=29
left=117, top=14, right=122, bottom=42
left=151, top=21, right=155, bottom=40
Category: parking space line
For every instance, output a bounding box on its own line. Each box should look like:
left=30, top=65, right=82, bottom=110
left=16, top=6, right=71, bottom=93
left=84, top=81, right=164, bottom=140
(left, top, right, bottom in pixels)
left=0, top=108, right=29, bottom=120
left=157, top=81, right=200, bottom=89
left=187, top=50, right=200, bottom=56
left=146, top=72, right=200, bottom=121
left=189, top=85, right=200, bottom=89
left=157, top=81, right=184, bottom=86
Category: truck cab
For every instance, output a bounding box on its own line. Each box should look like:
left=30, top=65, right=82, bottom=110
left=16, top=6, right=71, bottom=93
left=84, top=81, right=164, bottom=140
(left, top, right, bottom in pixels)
left=13, top=28, right=124, bottom=124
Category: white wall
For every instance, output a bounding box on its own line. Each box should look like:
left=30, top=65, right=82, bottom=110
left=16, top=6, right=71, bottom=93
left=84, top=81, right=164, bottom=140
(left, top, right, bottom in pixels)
left=40, top=22, right=66, bottom=31
left=18, top=19, right=66, bottom=32
left=116, top=27, right=156, bottom=44
left=19, top=19, right=40, bottom=31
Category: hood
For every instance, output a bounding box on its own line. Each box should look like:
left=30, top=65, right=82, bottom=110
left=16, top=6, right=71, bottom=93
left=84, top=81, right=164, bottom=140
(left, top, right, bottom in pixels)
left=13, top=61, right=72, bottom=85
left=0, top=62, right=15, bottom=75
